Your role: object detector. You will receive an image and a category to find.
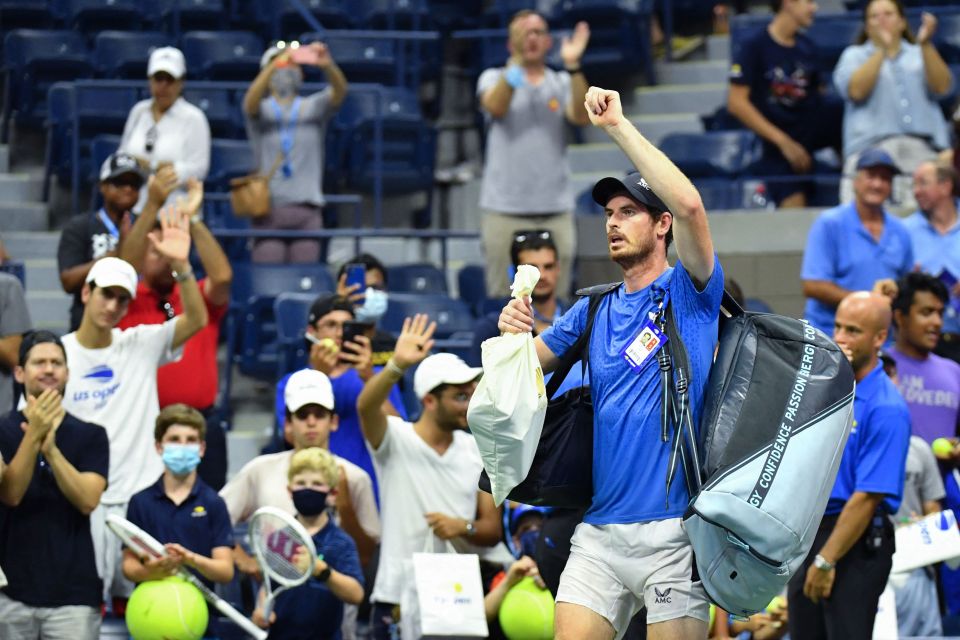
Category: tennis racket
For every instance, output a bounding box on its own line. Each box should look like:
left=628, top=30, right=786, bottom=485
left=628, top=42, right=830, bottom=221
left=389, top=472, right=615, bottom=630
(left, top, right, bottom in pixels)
left=105, top=513, right=267, bottom=640
left=248, top=506, right=318, bottom=620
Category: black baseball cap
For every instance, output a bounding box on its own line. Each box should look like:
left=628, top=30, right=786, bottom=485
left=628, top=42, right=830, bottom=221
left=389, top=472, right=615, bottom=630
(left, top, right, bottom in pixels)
left=99, top=152, right=147, bottom=186
left=592, top=171, right=669, bottom=212
left=307, top=294, right=354, bottom=325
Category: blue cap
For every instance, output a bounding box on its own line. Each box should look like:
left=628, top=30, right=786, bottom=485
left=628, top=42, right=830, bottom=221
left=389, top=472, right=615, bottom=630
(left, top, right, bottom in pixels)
left=509, top=504, right=548, bottom=535
left=855, top=148, right=901, bottom=174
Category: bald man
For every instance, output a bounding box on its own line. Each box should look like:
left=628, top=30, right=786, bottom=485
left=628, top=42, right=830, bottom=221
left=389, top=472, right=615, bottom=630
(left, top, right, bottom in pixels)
left=787, top=292, right=911, bottom=640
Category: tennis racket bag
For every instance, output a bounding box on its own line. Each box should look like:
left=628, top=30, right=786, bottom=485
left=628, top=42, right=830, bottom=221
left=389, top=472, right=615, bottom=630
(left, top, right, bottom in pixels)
left=682, top=300, right=855, bottom=618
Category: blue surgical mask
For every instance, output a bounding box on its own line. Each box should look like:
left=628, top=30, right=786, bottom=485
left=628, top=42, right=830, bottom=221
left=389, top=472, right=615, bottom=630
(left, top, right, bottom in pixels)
left=518, top=528, right=540, bottom=559
left=355, top=288, right=388, bottom=323
left=162, top=444, right=201, bottom=476
left=292, top=488, right=329, bottom=516
left=270, top=68, right=301, bottom=98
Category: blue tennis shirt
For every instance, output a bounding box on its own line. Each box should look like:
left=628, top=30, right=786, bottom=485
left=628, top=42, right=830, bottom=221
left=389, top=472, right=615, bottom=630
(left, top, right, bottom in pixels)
left=541, top=260, right=724, bottom=524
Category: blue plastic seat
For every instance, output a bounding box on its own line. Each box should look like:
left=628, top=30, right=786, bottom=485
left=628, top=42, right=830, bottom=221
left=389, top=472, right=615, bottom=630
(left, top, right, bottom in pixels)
left=2, top=30, right=93, bottom=139
left=805, top=15, right=862, bottom=73
left=207, top=139, right=256, bottom=192
left=553, top=0, right=655, bottom=82
left=0, top=261, right=26, bottom=288
left=273, top=292, right=319, bottom=379
left=934, top=13, right=960, bottom=64
left=660, top=131, right=761, bottom=178
left=693, top=178, right=744, bottom=211
left=481, top=0, right=539, bottom=27
left=387, top=263, right=448, bottom=295
left=303, top=32, right=400, bottom=85
left=93, top=31, right=173, bottom=79
left=181, top=30, right=264, bottom=81
left=0, top=0, right=55, bottom=30
left=574, top=187, right=604, bottom=215
left=159, top=0, right=228, bottom=33
left=457, top=264, right=486, bottom=315
left=57, top=0, right=146, bottom=35
left=183, top=88, right=237, bottom=138
left=380, top=293, right=474, bottom=338
left=361, top=0, right=431, bottom=30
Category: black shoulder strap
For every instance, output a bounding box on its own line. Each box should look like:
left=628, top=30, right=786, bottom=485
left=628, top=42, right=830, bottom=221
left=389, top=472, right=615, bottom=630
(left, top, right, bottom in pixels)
left=544, top=281, right=620, bottom=399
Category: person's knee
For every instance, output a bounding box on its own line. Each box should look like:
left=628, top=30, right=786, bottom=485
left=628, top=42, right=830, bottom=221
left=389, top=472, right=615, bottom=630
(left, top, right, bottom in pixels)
left=555, top=602, right=616, bottom=640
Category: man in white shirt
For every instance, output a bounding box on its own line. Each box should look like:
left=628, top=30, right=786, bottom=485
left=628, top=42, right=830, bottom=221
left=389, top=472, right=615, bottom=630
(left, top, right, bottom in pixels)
left=357, top=316, right=503, bottom=640
left=61, top=206, right=208, bottom=606
left=221, top=368, right=378, bottom=640
left=119, top=46, right=211, bottom=211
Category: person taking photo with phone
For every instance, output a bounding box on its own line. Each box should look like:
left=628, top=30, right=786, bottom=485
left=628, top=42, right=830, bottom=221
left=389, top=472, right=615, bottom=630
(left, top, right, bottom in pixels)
left=243, top=40, right=348, bottom=264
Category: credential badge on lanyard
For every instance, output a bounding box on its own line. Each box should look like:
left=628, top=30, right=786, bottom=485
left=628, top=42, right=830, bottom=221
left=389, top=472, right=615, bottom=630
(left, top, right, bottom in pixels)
left=620, top=294, right=669, bottom=372
left=271, top=96, right=301, bottom=179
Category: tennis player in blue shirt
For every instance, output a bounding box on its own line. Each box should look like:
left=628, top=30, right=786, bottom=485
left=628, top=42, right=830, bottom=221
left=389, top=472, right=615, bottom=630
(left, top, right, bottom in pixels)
left=500, top=85, right=724, bottom=640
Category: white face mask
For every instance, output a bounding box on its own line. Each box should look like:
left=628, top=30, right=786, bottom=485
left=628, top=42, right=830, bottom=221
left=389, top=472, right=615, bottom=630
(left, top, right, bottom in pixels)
left=270, top=68, right=301, bottom=98
left=355, top=288, right=389, bottom=323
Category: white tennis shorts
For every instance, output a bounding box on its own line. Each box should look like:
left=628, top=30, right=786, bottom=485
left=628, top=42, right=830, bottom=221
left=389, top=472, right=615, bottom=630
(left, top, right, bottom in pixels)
left=555, top=517, right=710, bottom=634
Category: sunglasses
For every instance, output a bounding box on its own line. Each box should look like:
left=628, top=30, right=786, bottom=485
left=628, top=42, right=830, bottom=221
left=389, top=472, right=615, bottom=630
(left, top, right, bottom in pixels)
left=145, top=125, right=157, bottom=154
left=512, top=229, right=552, bottom=245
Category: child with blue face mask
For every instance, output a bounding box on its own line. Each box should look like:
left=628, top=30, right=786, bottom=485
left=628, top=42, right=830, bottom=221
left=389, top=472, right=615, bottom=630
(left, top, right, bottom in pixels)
left=122, top=404, right=234, bottom=635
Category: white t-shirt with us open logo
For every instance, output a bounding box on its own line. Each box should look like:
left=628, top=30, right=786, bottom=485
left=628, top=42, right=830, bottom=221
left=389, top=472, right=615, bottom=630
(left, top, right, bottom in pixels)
left=61, top=320, right=183, bottom=505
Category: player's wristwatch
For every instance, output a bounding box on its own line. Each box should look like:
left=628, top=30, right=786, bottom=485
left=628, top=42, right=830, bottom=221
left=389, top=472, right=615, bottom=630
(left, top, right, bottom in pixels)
left=465, top=521, right=476, bottom=537
left=813, top=554, right=835, bottom=571
left=316, top=566, right=332, bottom=582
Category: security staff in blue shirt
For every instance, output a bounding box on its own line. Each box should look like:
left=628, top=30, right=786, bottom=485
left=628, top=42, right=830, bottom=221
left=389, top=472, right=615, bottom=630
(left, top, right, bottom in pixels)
left=788, top=292, right=910, bottom=640
left=500, top=86, right=723, bottom=640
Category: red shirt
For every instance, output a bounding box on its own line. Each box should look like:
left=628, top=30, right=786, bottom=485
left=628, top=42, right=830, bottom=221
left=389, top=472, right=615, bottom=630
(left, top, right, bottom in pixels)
left=118, top=278, right=227, bottom=409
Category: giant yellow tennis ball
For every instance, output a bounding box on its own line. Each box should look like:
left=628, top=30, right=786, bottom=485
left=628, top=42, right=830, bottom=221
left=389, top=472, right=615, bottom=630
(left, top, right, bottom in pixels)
left=499, top=576, right=554, bottom=640
left=933, top=438, right=955, bottom=459
left=125, top=576, right=208, bottom=640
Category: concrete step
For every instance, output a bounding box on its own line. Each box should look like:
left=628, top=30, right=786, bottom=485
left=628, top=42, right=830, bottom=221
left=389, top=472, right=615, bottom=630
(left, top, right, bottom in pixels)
left=580, top=112, right=704, bottom=146
left=0, top=173, right=43, bottom=203
left=25, top=290, right=71, bottom=333
left=0, top=145, right=9, bottom=173
left=655, top=59, right=729, bottom=85
left=707, top=34, right=730, bottom=62
left=1, top=231, right=59, bottom=258
left=23, top=258, right=61, bottom=292
left=634, top=82, right=727, bottom=117
left=568, top=143, right=633, bottom=174
left=0, top=202, right=49, bottom=232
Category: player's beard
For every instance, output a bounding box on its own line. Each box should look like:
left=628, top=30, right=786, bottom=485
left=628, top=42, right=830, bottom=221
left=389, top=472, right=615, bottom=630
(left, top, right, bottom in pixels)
left=610, top=233, right=658, bottom=271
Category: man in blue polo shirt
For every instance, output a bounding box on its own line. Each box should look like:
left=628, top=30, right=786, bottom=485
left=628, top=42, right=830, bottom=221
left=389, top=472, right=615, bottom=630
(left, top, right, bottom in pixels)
left=499, top=86, right=723, bottom=639
left=906, top=160, right=960, bottom=362
left=788, top=292, right=910, bottom=639
left=0, top=331, right=109, bottom=639
left=123, top=404, right=233, bottom=633
left=801, top=148, right=914, bottom=335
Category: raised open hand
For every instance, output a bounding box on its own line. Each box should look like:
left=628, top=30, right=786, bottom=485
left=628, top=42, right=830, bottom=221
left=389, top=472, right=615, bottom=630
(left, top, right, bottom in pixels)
left=393, top=314, right=436, bottom=369
left=560, top=21, right=590, bottom=67
left=148, top=205, right=192, bottom=265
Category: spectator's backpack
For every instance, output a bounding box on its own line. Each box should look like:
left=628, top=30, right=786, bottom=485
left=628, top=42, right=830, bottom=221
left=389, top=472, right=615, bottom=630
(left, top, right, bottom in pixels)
left=667, top=294, right=855, bottom=618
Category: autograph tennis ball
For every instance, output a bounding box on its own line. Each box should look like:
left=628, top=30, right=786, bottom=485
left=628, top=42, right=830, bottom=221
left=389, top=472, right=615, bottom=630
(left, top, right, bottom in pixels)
left=933, top=438, right=954, bottom=459
left=319, top=337, right=338, bottom=353
left=126, top=576, right=208, bottom=640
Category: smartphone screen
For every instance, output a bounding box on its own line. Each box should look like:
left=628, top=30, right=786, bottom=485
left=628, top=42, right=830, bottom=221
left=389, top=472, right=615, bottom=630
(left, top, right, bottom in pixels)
left=342, top=321, right=371, bottom=347
left=345, top=263, right=367, bottom=295
left=290, top=46, right=320, bottom=65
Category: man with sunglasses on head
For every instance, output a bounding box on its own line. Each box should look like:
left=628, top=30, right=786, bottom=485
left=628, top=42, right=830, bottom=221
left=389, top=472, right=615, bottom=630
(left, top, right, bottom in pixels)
left=58, top=153, right=179, bottom=331
left=115, top=180, right=232, bottom=490
left=61, top=205, right=208, bottom=611
left=477, top=10, right=591, bottom=300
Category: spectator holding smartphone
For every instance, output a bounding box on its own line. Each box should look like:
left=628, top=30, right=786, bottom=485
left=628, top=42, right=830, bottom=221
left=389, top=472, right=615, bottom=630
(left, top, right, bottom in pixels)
left=252, top=447, right=364, bottom=637
left=243, top=41, right=348, bottom=264
left=274, top=295, right=406, bottom=502
left=335, top=254, right=396, bottom=367
left=118, top=47, right=211, bottom=212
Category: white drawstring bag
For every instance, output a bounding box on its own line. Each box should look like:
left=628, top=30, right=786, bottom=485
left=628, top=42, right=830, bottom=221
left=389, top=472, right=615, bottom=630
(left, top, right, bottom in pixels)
left=467, top=265, right=549, bottom=505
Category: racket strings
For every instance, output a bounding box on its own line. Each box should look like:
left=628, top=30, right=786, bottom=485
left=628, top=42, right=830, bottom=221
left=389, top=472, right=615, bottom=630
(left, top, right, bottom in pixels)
left=251, top=519, right=311, bottom=582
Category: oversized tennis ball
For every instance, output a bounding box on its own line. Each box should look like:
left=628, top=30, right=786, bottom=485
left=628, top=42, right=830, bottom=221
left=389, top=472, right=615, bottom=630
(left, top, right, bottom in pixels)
left=319, top=337, right=338, bottom=353
left=766, top=595, right=787, bottom=613
left=499, top=576, right=554, bottom=640
left=933, top=438, right=954, bottom=459
left=126, top=576, right=208, bottom=640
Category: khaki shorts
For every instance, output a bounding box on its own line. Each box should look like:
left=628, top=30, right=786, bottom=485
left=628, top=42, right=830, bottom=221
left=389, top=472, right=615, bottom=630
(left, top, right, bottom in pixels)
left=556, top=518, right=709, bottom=636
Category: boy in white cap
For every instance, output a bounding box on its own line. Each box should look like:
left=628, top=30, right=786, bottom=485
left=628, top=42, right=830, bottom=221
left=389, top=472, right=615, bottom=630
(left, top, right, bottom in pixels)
left=119, top=45, right=210, bottom=211
left=357, top=315, right=503, bottom=639
left=61, top=205, right=208, bottom=608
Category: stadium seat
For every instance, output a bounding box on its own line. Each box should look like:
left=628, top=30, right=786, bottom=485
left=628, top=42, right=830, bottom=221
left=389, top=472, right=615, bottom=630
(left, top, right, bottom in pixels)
left=278, top=0, right=354, bottom=34
left=574, top=187, right=603, bottom=215
left=935, top=13, right=960, bottom=64
left=427, top=0, right=483, bottom=31
left=481, top=0, right=539, bottom=28
left=457, top=264, right=486, bottom=315
left=0, top=0, right=55, bottom=30
left=207, top=139, right=256, bottom=192
left=57, top=0, right=146, bottom=36
left=380, top=293, right=474, bottom=338
left=302, top=32, right=400, bottom=85
left=746, top=297, right=774, bottom=313
left=553, top=0, right=656, bottom=82
left=159, top=0, right=228, bottom=33
left=273, top=292, right=318, bottom=379
left=2, top=30, right=93, bottom=140
left=181, top=30, right=264, bottom=81
left=660, top=130, right=761, bottom=178
left=387, top=263, right=448, bottom=295
left=693, top=178, right=744, bottom=211
left=0, top=261, right=26, bottom=288
left=805, top=14, right=862, bottom=73
left=93, top=31, right=173, bottom=79
left=229, top=263, right=335, bottom=380
left=183, top=88, right=238, bottom=138
left=361, top=0, right=431, bottom=30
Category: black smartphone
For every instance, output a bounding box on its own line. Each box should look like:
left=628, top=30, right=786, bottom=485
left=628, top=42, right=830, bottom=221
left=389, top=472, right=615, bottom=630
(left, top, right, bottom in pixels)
left=342, top=320, right=371, bottom=347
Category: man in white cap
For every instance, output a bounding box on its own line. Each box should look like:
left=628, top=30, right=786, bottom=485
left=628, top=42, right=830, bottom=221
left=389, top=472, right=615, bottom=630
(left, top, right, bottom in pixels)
left=118, top=46, right=210, bottom=212
left=61, top=205, right=208, bottom=608
left=357, top=316, right=503, bottom=639
left=220, top=368, right=379, bottom=640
